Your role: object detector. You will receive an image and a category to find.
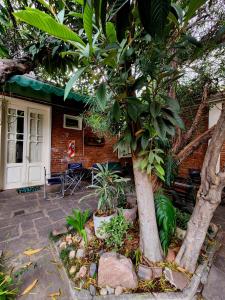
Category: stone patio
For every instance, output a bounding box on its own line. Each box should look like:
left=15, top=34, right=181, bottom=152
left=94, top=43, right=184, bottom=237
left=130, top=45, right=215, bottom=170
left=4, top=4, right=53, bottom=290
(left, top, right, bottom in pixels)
left=0, top=187, right=97, bottom=299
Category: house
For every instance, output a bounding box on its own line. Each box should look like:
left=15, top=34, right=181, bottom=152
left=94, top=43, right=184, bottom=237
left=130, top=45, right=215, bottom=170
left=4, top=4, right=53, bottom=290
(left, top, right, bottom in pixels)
left=178, top=93, right=225, bottom=178
left=0, top=74, right=122, bottom=190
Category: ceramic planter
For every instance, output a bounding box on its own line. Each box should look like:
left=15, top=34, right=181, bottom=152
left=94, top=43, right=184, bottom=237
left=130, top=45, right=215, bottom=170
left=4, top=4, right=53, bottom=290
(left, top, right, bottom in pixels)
left=122, top=205, right=138, bottom=223
left=93, top=211, right=117, bottom=239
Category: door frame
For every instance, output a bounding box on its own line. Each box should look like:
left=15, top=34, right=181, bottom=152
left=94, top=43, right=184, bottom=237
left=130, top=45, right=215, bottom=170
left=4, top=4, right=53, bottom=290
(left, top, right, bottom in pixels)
left=2, top=96, right=51, bottom=189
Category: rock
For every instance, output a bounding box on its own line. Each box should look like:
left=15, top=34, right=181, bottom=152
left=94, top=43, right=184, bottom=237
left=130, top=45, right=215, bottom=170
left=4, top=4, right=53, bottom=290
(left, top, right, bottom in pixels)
left=137, top=264, right=152, bottom=280
left=52, top=226, right=68, bottom=237
left=66, top=234, right=73, bottom=245
left=164, top=268, right=190, bottom=290
left=89, top=285, right=96, bottom=296
left=106, top=285, right=114, bottom=295
left=89, top=263, right=97, bottom=278
left=69, top=250, right=76, bottom=260
left=76, top=248, right=86, bottom=259
left=151, top=267, right=163, bottom=279
left=176, top=227, right=186, bottom=240
left=100, top=288, right=108, bottom=296
left=98, top=250, right=105, bottom=257
left=75, top=266, right=87, bottom=279
left=59, top=241, right=67, bottom=250
left=69, top=266, right=76, bottom=275
left=115, top=286, right=123, bottom=296
left=166, top=249, right=176, bottom=262
left=98, top=252, right=138, bottom=289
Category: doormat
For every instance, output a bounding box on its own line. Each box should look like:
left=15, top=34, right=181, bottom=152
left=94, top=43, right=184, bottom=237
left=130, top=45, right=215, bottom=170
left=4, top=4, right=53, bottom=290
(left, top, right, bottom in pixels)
left=17, top=186, right=41, bottom=194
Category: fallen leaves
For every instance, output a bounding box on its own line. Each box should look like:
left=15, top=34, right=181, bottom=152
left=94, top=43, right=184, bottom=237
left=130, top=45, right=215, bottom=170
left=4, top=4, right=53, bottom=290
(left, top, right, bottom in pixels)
left=23, top=248, right=43, bottom=256
left=21, top=279, right=38, bottom=295
left=48, top=289, right=61, bottom=299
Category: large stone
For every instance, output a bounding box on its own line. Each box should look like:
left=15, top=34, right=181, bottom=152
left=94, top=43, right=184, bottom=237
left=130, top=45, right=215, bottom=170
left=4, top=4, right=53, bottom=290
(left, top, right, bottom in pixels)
left=89, top=285, right=96, bottom=296
left=98, top=252, right=138, bottom=289
left=75, top=266, right=87, bottom=279
left=52, top=225, right=68, bottom=237
left=151, top=267, right=163, bottom=279
left=76, top=248, right=86, bottom=259
left=69, top=250, right=76, bottom=260
left=69, top=266, right=76, bottom=275
left=137, top=264, right=152, bottom=280
left=164, top=268, right=190, bottom=290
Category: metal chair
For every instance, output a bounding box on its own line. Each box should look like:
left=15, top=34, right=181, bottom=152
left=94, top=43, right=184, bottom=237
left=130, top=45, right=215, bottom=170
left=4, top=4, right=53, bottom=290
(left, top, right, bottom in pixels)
left=44, top=167, right=65, bottom=200
left=64, top=163, right=85, bottom=195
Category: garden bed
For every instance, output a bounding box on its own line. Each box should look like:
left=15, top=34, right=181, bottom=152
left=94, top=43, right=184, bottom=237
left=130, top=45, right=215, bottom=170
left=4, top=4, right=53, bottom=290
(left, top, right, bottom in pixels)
left=52, top=215, right=220, bottom=300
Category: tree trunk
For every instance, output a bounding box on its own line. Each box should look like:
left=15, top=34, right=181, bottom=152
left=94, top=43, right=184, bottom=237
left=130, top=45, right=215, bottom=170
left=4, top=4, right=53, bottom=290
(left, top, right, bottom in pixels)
left=175, top=105, right=225, bottom=273
left=133, top=157, right=163, bottom=262
left=0, top=58, right=33, bottom=84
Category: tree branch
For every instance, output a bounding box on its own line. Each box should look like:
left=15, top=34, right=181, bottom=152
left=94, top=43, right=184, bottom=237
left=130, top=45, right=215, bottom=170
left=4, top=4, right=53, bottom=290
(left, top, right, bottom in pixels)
left=176, top=126, right=215, bottom=164
left=0, top=58, right=33, bottom=84
left=172, top=84, right=209, bottom=154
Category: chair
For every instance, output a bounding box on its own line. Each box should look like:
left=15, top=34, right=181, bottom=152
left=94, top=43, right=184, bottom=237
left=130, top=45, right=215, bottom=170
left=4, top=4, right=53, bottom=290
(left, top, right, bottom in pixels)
left=44, top=167, right=65, bottom=200
left=64, top=163, right=85, bottom=195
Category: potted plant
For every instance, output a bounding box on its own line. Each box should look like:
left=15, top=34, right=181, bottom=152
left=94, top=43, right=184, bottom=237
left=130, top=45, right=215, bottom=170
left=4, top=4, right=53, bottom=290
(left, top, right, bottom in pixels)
left=80, top=163, right=130, bottom=239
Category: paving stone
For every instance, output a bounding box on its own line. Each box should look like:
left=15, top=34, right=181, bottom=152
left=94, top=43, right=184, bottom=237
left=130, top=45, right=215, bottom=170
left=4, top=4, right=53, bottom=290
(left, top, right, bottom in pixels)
left=202, top=265, right=225, bottom=300
left=47, top=209, right=66, bottom=222
left=34, top=217, right=52, bottom=228
left=0, top=225, right=20, bottom=241
left=21, top=220, right=34, bottom=231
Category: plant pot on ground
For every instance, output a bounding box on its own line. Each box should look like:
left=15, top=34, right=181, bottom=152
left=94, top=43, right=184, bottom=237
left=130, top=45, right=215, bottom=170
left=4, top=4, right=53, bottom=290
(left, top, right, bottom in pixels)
left=80, top=163, right=130, bottom=239
left=117, top=194, right=138, bottom=224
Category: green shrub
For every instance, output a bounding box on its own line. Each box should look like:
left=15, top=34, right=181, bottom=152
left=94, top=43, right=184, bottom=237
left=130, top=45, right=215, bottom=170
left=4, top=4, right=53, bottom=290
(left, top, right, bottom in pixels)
left=66, top=209, right=90, bottom=245
left=176, top=209, right=191, bottom=230
left=154, top=192, right=176, bottom=255
left=100, top=212, right=131, bottom=249
left=0, top=263, right=17, bottom=300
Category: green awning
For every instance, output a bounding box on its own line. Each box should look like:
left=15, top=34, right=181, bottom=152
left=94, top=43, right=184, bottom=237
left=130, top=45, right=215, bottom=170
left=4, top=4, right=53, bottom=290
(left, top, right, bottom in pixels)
left=6, top=75, right=90, bottom=103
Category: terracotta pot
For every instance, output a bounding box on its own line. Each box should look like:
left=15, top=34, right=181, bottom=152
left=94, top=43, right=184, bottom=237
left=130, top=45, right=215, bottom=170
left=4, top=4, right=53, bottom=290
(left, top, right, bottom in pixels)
left=93, top=211, right=117, bottom=239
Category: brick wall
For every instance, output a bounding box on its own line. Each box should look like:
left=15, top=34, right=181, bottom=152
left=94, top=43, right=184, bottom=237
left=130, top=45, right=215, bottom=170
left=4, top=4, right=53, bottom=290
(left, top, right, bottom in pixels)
left=178, top=107, right=209, bottom=177
left=51, top=107, right=119, bottom=173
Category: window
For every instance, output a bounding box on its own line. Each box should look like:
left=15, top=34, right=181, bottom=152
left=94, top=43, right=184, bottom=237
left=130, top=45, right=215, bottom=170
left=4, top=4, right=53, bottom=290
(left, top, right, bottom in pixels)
left=63, top=114, right=82, bottom=130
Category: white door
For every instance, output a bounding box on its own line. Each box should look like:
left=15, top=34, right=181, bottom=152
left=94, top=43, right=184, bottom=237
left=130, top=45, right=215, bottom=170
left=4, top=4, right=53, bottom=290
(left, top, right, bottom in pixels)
left=4, top=100, right=51, bottom=189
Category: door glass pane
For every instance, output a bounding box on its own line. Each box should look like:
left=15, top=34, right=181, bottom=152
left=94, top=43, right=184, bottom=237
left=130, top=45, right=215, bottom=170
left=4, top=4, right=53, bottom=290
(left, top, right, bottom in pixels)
left=29, top=112, right=44, bottom=163
left=16, top=141, right=23, bottom=163
left=17, top=117, right=24, bottom=133
left=7, top=108, right=24, bottom=163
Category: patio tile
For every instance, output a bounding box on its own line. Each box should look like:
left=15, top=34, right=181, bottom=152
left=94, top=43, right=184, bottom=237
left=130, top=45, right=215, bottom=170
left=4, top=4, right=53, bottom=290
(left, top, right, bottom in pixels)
left=34, top=217, right=52, bottom=228
left=21, top=220, right=34, bottom=231
left=47, top=208, right=66, bottom=222
left=0, top=225, right=20, bottom=241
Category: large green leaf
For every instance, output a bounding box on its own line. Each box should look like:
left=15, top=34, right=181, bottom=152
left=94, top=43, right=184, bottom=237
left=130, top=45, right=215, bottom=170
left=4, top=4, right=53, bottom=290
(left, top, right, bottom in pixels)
left=96, top=83, right=107, bottom=111
left=106, top=22, right=117, bottom=43
left=185, top=0, right=206, bottom=22
left=14, top=8, right=85, bottom=45
left=64, top=67, right=86, bottom=100
left=112, top=100, right=121, bottom=121
left=83, top=1, right=93, bottom=45
left=137, top=0, right=171, bottom=37
left=0, top=44, right=9, bottom=58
